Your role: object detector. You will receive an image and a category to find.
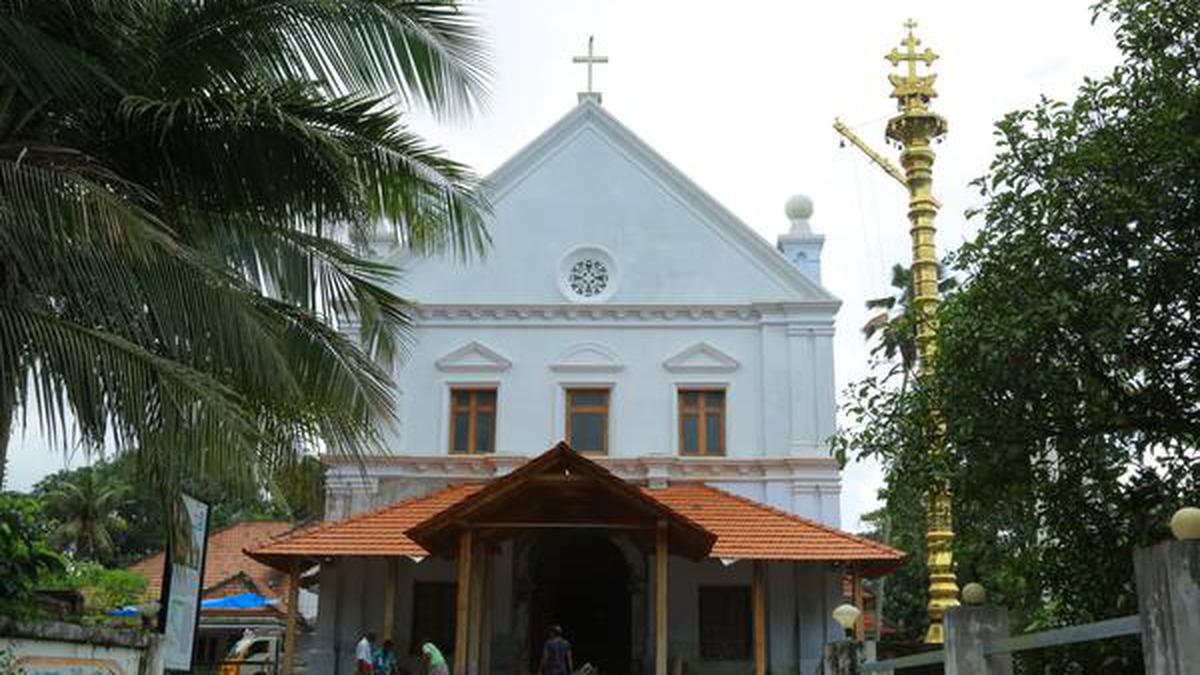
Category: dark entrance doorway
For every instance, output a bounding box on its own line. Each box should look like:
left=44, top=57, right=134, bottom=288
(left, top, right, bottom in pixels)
left=529, top=532, right=632, bottom=675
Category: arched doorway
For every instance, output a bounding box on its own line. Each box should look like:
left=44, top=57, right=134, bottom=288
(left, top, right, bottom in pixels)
left=528, top=532, right=632, bottom=675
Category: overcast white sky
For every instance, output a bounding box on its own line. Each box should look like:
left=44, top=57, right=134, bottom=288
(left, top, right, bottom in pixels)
left=6, top=1, right=1124, bottom=530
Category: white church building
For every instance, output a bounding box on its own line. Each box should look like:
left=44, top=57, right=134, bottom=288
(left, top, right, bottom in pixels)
left=251, top=97, right=902, bottom=675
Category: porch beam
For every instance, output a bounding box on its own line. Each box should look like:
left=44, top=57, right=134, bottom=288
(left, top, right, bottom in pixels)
left=454, top=529, right=473, bottom=675
left=468, top=521, right=653, bottom=530
left=283, top=561, right=301, bottom=675
left=753, top=560, right=766, bottom=675
left=655, top=521, right=668, bottom=675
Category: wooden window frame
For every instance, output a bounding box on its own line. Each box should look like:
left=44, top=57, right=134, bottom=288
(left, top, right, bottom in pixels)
left=698, top=585, right=752, bottom=660
left=449, top=387, right=497, bottom=455
left=564, top=387, right=610, bottom=455
left=678, top=388, right=726, bottom=456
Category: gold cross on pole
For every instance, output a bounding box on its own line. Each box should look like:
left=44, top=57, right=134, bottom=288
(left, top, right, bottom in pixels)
left=886, top=19, right=939, bottom=105
left=573, top=35, right=608, bottom=103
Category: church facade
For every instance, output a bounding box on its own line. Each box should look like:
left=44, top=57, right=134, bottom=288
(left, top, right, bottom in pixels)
left=249, top=100, right=902, bottom=675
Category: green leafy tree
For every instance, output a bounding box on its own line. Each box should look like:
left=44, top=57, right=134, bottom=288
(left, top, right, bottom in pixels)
left=0, top=0, right=490, bottom=494
left=838, top=0, right=1200, bottom=670
left=0, top=493, right=64, bottom=610
left=42, top=469, right=129, bottom=564
left=862, top=264, right=956, bottom=378
left=33, top=454, right=306, bottom=565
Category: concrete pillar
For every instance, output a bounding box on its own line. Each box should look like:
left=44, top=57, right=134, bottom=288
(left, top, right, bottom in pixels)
left=943, top=605, right=1013, bottom=675
left=1134, top=540, right=1200, bottom=675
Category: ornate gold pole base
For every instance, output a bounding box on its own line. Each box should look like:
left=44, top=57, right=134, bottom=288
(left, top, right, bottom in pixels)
left=924, top=487, right=960, bottom=644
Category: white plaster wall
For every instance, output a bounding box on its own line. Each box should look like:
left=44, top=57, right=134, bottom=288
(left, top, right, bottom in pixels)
left=391, top=125, right=809, bottom=306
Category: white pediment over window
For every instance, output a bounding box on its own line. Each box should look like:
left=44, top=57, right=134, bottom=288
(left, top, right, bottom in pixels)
left=549, top=343, right=624, bottom=373
left=662, top=342, right=740, bottom=373
left=435, top=341, right=512, bottom=373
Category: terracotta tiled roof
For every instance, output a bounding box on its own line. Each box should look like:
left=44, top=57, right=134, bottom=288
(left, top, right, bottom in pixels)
left=644, top=484, right=904, bottom=569
left=247, top=484, right=485, bottom=566
left=248, top=482, right=904, bottom=575
left=128, top=521, right=300, bottom=603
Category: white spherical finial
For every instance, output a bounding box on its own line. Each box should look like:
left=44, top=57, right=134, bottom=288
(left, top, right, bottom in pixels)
left=961, top=583, right=987, bottom=606
left=1171, top=507, right=1200, bottom=540
left=785, top=193, right=814, bottom=220
left=784, top=194, right=814, bottom=235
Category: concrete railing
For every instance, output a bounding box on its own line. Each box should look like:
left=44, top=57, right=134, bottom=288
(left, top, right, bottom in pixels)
left=828, top=538, right=1199, bottom=675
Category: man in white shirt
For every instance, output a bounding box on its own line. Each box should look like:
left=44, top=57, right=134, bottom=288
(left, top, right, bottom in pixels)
left=355, top=631, right=377, bottom=673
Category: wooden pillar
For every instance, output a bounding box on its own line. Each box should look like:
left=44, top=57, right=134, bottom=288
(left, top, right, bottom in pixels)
left=468, top=541, right=485, bottom=675
left=1134, top=540, right=1200, bottom=675
left=384, top=558, right=398, bottom=644
left=454, top=530, right=474, bottom=675
left=752, top=560, right=766, bottom=675
left=852, top=570, right=866, bottom=642
left=655, top=522, right=668, bottom=675
left=283, top=561, right=302, bottom=675
left=479, top=547, right=493, bottom=675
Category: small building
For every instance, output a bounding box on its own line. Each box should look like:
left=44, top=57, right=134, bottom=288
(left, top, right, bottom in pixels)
left=127, top=521, right=314, bottom=667
left=250, top=445, right=902, bottom=675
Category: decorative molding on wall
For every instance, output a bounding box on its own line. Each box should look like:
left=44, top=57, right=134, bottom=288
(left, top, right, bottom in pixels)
left=549, top=342, right=625, bottom=373
left=662, top=342, right=740, bottom=373
left=434, top=340, right=513, bottom=373
left=324, top=453, right=840, bottom=486
left=412, top=303, right=838, bottom=331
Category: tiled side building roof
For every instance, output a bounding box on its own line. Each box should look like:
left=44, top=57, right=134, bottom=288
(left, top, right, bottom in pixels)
left=128, top=520, right=302, bottom=602
left=249, top=482, right=904, bottom=576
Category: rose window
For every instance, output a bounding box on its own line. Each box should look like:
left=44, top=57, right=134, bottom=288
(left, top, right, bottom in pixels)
left=568, top=259, right=610, bottom=297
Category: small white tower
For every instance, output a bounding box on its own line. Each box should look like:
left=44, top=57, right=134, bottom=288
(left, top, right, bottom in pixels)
left=776, top=194, right=826, bottom=284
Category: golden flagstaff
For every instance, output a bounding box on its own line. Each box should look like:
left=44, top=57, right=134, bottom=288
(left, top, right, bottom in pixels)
left=834, top=19, right=960, bottom=644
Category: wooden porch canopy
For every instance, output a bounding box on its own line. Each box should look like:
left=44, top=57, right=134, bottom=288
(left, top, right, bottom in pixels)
left=405, top=442, right=715, bottom=560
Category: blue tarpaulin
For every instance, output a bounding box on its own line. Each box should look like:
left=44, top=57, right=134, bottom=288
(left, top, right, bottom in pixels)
left=107, top=592, right=275, bottom=617
left=201, top=592, right=276, bottom=610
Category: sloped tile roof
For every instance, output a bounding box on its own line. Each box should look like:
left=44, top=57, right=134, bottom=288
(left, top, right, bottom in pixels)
left=128, top=521, right=300, bottom=602
left=247, top=481, right=903, bottom=575
left=248, top=484, right=486, bottom=565
left=644, top=484, right=903, bottom=565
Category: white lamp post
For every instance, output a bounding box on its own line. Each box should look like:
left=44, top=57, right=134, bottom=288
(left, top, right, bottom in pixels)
left=832, top=603, right=862, bottom=639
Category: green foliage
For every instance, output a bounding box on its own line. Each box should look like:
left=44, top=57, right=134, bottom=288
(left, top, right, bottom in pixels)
left=39, top=559, right=146, bottom=615
left=0, top=0, right=491, bottom=496
left=41, top=469, right=128, bottom=564
left=33, top=453, right=321, bottom=566
left=839, top=0, right=1200, bottom=670
left=0, top=493, right=64, bottom=609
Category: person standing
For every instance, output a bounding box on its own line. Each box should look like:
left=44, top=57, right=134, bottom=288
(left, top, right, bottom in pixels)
left=539, top=626, right=573, bottom=675
left=420, top=641, right=449, bottom=675
left=355, top=631, right=377, bottom=673
left=374, top=638, right=399, bottom=675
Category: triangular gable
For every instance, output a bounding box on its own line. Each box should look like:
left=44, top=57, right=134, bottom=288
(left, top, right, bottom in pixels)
left=549, top=343, right=624, bottom=373
left=481, top=101, right=838, bottom=304
left=405, top=442, right=716, bottom=560
left=662, top=342, right=740, bottom=373
left=435, top=341, right=512, bottom=373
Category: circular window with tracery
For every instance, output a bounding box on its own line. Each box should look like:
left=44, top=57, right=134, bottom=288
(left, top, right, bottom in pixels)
left=568, top=259, right=609, bottom=297
left=558, top=246, right=617, bottom=303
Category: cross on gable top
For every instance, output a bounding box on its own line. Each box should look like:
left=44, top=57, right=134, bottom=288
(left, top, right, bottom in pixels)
left=572, top=35, right=608, bottom=103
